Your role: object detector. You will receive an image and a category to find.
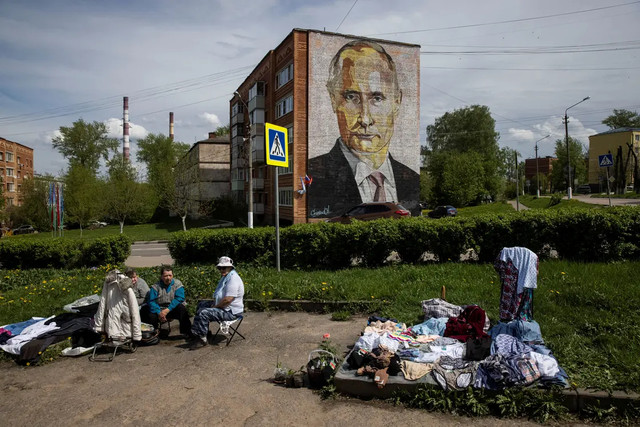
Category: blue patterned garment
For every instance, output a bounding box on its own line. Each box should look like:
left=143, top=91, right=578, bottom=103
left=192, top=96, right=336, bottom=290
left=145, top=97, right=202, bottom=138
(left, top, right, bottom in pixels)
left=490, top=334, right=533, bottom=356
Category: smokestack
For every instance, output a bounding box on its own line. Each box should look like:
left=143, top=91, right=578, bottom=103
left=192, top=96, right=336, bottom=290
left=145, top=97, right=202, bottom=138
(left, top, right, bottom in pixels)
left=123, top=96, right=130, bottom=161
left=169, top=112, right=174, bottom=141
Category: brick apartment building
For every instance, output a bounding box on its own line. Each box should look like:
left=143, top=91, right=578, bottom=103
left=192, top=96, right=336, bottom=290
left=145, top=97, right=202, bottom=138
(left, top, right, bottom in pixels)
left=230, top=29, right=421, bottom=225
left=524, top=156, right=556, bottom=193
left=175, top=132, right=231, bottom=217
left=0, top=137, right=34, bottom=208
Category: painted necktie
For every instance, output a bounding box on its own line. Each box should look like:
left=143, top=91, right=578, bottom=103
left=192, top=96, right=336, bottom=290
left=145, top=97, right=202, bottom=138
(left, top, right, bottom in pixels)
left=368, top=171, right=386, bottom=202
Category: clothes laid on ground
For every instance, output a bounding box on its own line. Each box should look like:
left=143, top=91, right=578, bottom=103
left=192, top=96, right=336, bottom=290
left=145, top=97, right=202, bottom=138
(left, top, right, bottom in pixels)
left=63, top=294, right=101, bottom=315
left=432, top=356, right=478, bottom=391
left=444, top=305, right=489, bottom=342
left=19, top=315, right=95, bottom=364
left=409, top=317, right=449, bottom=336
left=488, top=319, right=543, bottom=344
left=421, top=298, right=463, bottom=320
left=0, top=317, right=45, bottom=336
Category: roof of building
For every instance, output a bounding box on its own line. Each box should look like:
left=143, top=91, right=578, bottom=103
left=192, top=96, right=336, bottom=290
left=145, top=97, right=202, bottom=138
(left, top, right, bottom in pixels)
left=0, top=137, right=34, bottom=151
left=591, top=127, right=640, bottom=137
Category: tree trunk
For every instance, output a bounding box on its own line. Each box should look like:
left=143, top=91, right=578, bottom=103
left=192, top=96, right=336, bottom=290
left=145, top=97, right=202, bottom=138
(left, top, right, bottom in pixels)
left=79, top=224, right=83, bottom=238
left=181, top=215, right=187, bottom=231
left=119, top=221, right=124, bottom=234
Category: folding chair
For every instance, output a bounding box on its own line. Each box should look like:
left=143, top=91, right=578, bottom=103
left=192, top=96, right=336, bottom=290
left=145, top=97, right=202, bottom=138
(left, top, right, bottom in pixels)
left=212, top=314, right=245, bottom=346
left=89, top=338, right=137, bottom=362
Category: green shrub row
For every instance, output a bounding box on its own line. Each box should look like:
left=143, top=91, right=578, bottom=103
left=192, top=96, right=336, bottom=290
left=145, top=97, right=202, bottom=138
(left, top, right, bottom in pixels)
left=169, top=207, right=640, bottom=269
left=0, top=235, right=132, bottom=269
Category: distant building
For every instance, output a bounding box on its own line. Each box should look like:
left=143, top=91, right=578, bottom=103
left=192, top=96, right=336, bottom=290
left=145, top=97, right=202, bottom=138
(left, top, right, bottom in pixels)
left=175, top=132, right=230, bottom=217
left=524, top=156, right=557, bottom=193
left=0, top=137, right=34, bottom=208
left=588, top=127, right=640, bottom=191
left=230, top=28, right=421, bottom=225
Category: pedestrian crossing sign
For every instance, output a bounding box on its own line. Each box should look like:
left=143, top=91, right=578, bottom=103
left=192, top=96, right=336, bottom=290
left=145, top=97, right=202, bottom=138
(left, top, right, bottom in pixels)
left=265, top=123, right=288, bottom=167
left=598, top=153, right=614, bottom=168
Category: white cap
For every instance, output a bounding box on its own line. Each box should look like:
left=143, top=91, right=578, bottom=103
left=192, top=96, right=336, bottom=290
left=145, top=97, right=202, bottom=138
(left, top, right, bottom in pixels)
left=216, top=256, right=234, bottom=268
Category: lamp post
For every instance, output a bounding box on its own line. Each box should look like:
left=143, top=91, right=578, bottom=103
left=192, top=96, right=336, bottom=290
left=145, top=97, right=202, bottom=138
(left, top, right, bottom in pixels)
left=564, top=96, right=590, bottom=199
left=234, top=91, right=253, bottom=228
left=534, top=134, right=550, bottom=197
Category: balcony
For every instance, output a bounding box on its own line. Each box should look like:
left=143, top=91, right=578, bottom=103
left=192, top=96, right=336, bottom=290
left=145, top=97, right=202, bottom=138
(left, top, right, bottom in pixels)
left=231, top=179, right=244, bottom=191
left=248, top=95, right=265, bottom=112
left=231, top=112, right=244, bottom=126
left=252, top=178, right=264, bottom=190
left=251, top=123, right=265, bottom=136
left=252, top=145, right=265, bottom=164
left=253, top=202, right=265, bottom=215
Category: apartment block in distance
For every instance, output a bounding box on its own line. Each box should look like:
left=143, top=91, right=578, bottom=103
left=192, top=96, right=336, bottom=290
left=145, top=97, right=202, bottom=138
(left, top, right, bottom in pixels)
left=175, top=132, right=231, bottom=217
left=588, top=127, right=640, bottom=191
left=230, top=29, right=421, bottom=225
left=524, top=156, right=557, bottom=193
left=0, top=137, right=34, bottom=208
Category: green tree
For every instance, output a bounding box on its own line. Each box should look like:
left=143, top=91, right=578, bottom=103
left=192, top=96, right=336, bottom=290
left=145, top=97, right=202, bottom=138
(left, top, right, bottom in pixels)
left=136, top=133, right=189, bottom=207
left=103, top=158, right=155, bottom=233
left=425, top=105, right=502, bottom=205
left=13, top=176, right=51, bottom=231
left=64, top=163, right=101, bottom=236
left=52, top=119, right=119, bottom=174
left=602, top=109, right=640, bottom=130
left=428, top=151, right=486, bottom=207
left=550, top=137, right=587, bottom=192
left=212, top=124, right=230, bottom=136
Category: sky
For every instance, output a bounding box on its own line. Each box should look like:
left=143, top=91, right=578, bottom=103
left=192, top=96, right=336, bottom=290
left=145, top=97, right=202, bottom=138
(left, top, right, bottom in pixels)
left=1, top=0, right=639, bottom=177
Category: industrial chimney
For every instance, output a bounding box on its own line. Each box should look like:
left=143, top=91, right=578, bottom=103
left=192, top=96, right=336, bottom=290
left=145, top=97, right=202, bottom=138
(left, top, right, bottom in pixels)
left=123, top=96, right=130, bottom=161
left=169, top=112, right=174, bottom=141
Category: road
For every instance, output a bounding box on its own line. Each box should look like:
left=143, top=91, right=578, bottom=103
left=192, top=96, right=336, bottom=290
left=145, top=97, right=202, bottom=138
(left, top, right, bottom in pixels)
left=125, top=241, right=173, bottom=268
left=571, top=193, right=640, bottom=206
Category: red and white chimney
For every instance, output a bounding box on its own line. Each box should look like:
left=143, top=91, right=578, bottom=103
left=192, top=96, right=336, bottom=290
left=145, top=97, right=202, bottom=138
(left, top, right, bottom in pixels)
left=123, top=96, right=130, bottom=161
left=169, top=112, right=174, bottom=141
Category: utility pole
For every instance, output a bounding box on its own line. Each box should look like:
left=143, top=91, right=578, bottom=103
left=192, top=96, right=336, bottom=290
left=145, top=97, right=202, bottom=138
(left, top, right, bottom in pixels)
left=515, top=151, right=520, bottom=211
left=234, top=91, right=253, bottom=228
left=564, top=96, right=590, bottom=200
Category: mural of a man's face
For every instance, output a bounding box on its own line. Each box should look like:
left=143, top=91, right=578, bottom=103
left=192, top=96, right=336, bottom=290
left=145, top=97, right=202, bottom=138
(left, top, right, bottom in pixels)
left=329, top=45, right=402, bottom=156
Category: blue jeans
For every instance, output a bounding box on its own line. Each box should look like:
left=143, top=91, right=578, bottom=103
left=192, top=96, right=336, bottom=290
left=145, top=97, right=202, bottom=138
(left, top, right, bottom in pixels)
left=191, top=300, right=237, bottom=338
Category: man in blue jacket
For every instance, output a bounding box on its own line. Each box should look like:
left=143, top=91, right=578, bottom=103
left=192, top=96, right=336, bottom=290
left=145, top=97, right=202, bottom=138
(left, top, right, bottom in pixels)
left=141, top=266, right=192, bottom=338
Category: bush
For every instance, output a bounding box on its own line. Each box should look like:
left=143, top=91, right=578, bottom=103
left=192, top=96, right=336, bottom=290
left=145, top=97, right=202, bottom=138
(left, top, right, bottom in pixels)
left=167, top=207, right=640, bottom=269
left=0, top=235, right=131, bottom=269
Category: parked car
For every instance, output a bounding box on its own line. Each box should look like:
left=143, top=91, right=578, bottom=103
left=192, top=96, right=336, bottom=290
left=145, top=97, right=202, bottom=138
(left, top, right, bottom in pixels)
left=326, top=202, right=411, bottom=224
left=87, top=220, right=108, bottom=230
left=576, top=184, right=591, bottom=194
left=427, top=205, right=458, bottom=219
left=12, top=224, right=36, bottom=235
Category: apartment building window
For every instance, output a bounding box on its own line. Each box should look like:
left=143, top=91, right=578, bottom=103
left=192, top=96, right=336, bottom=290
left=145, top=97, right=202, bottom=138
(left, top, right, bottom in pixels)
left=6, top=168, right=13, bottom=177
left=7, top=182, right=14, bottom=192
left=0, top=152, right=3, bottom=161
left=276, top=63, right=293, bottom=89
left=6, top=198, right=13, bottom=206
left=17, top=156, right=20, bottom=164
left=279, top=187, right=293, bottom=206
left=17, top=184, right=21, bottom=193
left=275, top=95, right=293, bottom=119
left=6, top=152, right=13, bottom=162
left=17, top=171, right=21, bottom=178
left=232, top=102, right=243, bottom=116
left=248, top=81, right=265, bottom=100
left=636, top=135, right=639, bottom=141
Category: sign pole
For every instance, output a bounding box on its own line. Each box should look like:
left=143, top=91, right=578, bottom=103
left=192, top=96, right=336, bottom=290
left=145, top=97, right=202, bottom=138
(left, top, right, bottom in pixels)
left=274, top=168, right=280, bottom=271
left=606, top=167, right=612, bottom=207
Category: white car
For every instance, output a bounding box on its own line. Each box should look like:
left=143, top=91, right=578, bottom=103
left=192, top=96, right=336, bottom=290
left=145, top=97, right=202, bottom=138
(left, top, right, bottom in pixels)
left=88, top=220, right=107, bottom=229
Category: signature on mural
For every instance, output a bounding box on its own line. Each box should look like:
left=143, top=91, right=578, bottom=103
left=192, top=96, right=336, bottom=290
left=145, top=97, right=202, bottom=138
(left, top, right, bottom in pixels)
left=310, top=206, right=331, bottom=217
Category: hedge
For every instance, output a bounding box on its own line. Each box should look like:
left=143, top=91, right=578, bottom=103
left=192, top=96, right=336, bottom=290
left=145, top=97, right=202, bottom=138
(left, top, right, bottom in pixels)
left=168, top=207, right=640, bottom=269
left=0, top=235, right=132, bottom=269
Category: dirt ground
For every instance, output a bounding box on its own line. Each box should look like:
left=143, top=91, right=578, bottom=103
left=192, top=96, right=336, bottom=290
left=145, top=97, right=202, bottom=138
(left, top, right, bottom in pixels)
left=0, top=311, right=547, bottom=427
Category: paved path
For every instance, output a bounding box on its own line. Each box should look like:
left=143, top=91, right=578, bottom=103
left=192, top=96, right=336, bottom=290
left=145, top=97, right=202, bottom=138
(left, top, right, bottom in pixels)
left=125, top=241, right=173, bottom=267
left=507, top=199, right=529, bottom=211
left=571, top=194, right=640, bottom=206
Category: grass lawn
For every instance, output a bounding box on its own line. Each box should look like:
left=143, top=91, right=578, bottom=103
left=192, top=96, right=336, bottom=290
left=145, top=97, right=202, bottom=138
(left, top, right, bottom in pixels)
left=2, top=218, right=230, bottom=242
left=519, top=195, right=601, bottom=210
left=1, top=260, right=638, bottom=393
left=455, top=201, right=515, bottom=217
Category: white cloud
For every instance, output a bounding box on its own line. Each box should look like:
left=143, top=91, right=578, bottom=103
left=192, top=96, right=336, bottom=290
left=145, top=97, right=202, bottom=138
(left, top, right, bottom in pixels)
left=199, top=112, right=221, bottom=127
left=104, top=118, right=148, bottom=140
left=507, top=128, right=534, bottom=142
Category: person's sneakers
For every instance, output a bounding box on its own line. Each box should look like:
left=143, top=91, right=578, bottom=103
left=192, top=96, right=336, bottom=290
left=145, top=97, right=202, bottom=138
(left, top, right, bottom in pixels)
left=187, top=337, right=207, bottom=350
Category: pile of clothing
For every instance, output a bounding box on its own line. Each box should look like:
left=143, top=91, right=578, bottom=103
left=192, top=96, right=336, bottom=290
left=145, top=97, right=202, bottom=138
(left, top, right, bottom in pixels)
left=344, top=302, right=568, bottom=391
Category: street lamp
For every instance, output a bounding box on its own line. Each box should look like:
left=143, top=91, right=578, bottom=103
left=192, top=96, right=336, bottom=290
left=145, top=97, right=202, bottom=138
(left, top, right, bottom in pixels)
left=564, top=96, right=590, bottom=199
left=234, top=91, right=253, bottom=229
left=534, top=134, right=550, bottom=197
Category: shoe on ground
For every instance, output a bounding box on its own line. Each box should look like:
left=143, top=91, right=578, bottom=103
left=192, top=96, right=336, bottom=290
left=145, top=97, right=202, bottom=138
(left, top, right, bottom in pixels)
left=187, top=338, right=207, bottom=350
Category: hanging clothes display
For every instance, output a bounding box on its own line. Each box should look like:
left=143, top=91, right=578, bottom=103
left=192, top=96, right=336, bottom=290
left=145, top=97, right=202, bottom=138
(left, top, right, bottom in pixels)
left=94, top=270, right=142, bottom=342
left=494, top=247, right=538, bottom=322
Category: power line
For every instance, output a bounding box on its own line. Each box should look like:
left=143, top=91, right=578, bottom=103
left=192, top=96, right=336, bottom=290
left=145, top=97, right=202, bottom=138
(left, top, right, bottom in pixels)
left=335, top=0, right=358, bottom=32
left=367, top=1, right=640, bottom=37
left=421, top=65, right=640, bottom=71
